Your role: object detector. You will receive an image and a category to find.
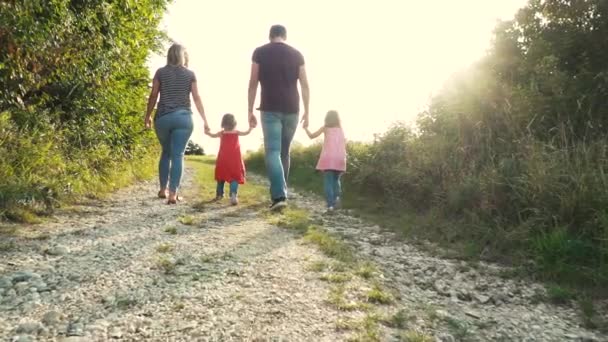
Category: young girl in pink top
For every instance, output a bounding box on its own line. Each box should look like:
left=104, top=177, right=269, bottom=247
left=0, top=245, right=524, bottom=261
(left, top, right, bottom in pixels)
left=304, top=110, right=347, bottom=211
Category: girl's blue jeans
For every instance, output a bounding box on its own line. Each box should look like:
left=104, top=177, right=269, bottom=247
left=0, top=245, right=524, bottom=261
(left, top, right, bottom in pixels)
left=323, top=170, right=342, bottom=207
left=154, top=109, right=193, bottom=192
left=216, top=181, right=238, bottom=197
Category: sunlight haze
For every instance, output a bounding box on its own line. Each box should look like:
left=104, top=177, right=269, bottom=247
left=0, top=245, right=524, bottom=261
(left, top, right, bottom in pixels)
left=148, top=0, right=528, bottom=154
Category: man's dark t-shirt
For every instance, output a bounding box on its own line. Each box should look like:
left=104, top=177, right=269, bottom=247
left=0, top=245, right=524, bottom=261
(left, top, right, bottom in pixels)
left=252, top=42, right=304, bottom=114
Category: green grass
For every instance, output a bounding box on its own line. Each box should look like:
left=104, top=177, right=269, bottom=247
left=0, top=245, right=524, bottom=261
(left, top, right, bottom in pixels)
left=155, top=243, right=175, bottom=253
left=186, top=156, right=267, bottom=207
left=200, top=255, right=214, bottom=263
left=164, top=226, right=178, bottom=235
left=178, top=215, right=197, bottom=226
left=345, top=313, right=382, bottom=342
left=0, top=241, right=16, bottom=252
left=320, top=272, right=352, bottom=284
left=328, top=285, right=371, bottom=312
left=270, top=208, right=311, bottom=232
left=355, top=262, right=377, bottom=280
left=398, top=330, right=433, bottom=342
left=365, top=284, right=394, bottom=304
left=546, top=284, right=576, bottom=305
left=304, top=227, right=355, bottom=263
left=156, top=256, right=177, bottom=274
left=444, top=316, right=470, bottom=340
left=1, top=151, right=157, bottom=224
left=307, top=261, right=328, bottom=272
left=384, top=309, right=408, bottom=329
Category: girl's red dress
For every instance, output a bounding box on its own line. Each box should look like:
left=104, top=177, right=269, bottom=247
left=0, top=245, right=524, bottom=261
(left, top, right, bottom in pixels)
left=215, top=132, right=245, bottom=184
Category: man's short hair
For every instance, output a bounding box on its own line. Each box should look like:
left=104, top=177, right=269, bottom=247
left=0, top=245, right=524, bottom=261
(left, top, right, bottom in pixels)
left=269, top=25, right=287, bottom=39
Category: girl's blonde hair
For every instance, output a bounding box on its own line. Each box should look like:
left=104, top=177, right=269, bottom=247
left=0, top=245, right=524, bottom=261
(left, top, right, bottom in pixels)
left=166, top=43, right=188, bottom=67
left=324, top=110, right=341, bottom=128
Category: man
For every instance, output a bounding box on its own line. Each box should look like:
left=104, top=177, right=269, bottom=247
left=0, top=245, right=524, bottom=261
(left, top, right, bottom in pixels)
left=248, top=24, right=310, bottom=210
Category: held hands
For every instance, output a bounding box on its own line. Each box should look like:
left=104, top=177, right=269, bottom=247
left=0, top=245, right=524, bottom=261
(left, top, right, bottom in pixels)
left=248, top=112, right=258, bottom=129
left=301, top=112, right=309, bottom=129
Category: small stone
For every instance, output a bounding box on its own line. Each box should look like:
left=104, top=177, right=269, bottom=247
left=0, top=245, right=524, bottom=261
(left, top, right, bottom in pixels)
left=11, top=271, right=39, bottom=283
left=102, top=296, right=115, bottom=305
left=66, top=322, right=84, bottom=336
left=0, top=276, right=12, bottom=288
left=42, top=311, right=61, bottom=326
left=437, top=333, right=456, bottom=342
left=178, top=321, right=197, bottom=331
left=465, top=310, right=481, bottom=319
left=14, top=282, right=30, bottom=295
left=457, top=290, right=472, bottom=302
left=59, top=337, right=89, bottom=342
left=16, top=321, right=43, bottom=334
left=435, top=310, right=451, bottom=319
left=31, top=281, right=49, bottom=292
left=12, top=336, right=34, bottom=342
left=45, top=246, right=69, bottom=256
left=265, top=297, right=283, bottom=304
left=475, top=294, right=492, bottom=304
left=109, top=327, right=123, bottom=339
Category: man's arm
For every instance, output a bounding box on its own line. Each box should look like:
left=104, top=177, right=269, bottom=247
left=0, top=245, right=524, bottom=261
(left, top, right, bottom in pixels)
left=299, top=65, right=310, bottom=127
left=248, top=62, right=259, bottom=128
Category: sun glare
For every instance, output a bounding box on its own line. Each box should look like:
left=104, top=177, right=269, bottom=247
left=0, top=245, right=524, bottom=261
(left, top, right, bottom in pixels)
left=148, top=0, right=528, bottom=153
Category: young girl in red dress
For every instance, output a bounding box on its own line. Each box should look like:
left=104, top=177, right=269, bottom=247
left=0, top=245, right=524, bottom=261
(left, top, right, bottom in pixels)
left=205, top=114, right=252, bottom=205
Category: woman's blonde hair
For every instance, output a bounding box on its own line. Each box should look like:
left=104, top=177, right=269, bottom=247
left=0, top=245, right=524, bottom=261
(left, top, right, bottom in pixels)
left=324, top=110, right=341, bottom=128
left=166, top=43, right=188, bottom=67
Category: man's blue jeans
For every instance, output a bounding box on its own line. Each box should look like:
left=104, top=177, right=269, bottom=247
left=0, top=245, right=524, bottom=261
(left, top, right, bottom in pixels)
left=261, top=112, right=299, bottom=201
left=154, top=109, right=193, bottom=192
left=323, top=170, right=342, bottom=207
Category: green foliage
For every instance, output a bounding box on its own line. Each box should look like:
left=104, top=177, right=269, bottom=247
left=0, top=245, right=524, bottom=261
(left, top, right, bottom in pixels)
left=246, top=0, right=608, bottom=289
left=185, top=140, right=205, bottom=155
left=546, top=284, right=576, bottom=305
left=0, top=0, right=169, bottom=219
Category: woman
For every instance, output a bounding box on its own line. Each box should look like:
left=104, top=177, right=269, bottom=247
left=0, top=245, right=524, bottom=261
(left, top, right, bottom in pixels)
left=145, top=43, right=209, bottom=204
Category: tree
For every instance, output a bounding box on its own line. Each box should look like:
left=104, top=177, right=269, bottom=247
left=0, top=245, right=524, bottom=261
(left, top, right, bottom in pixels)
left=185, top=141, right=205, bottom=156
left=0, top=0, right=171, bottom=214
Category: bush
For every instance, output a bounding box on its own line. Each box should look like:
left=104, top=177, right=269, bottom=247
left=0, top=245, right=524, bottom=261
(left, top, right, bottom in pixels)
left=0, top=0, right=169, bottom=220
left=185, top=141, right=205, bottom=156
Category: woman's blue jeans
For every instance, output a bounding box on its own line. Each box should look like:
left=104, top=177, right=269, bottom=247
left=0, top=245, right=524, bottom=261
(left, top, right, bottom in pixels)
left=154, top=110, right=193, bottom=192
left=323, top=170, right=342, bottom=207
left=261, top=112, right=299, bottom=201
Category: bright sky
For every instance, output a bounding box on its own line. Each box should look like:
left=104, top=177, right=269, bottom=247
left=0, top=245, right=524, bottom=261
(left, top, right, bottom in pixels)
left=148, top=0, right=528, bottom=154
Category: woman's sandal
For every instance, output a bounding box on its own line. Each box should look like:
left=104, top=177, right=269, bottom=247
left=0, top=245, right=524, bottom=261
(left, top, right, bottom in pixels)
left=167, top=196, right=181, bottom=205
left=158, top=190, right=168, bottom=199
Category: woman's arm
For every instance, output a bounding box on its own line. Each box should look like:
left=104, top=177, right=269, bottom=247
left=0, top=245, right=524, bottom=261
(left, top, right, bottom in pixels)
left=304, top=126, right=324, bottom=139
left=144, top=78, right=160, bottom=129
left=191, top=80, right=209, bottom=132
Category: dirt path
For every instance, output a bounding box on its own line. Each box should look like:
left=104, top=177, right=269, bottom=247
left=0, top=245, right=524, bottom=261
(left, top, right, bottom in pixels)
left=0, top=166, right=604, bottom=341
left=0, top=169, right=347, bottom=341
